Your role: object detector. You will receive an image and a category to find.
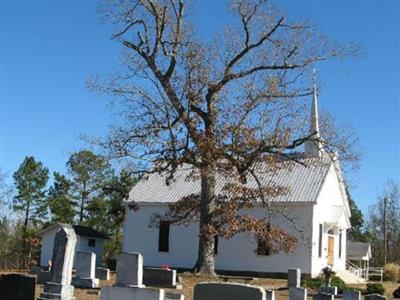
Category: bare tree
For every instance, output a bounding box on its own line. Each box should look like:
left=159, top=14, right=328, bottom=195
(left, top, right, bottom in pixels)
left=91, top=0, right=359, bottom=274
left=366, top=180, right=400, bottom=265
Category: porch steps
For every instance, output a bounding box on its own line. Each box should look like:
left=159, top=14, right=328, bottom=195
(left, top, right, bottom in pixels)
left=336, top=269, right=366, bottom=284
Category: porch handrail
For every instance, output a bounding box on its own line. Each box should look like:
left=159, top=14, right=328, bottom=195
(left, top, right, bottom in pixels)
left=345, top=260, right=383, bottom=282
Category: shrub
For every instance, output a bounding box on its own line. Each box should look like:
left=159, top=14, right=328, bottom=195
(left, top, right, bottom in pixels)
left=384, top=263, right=400, bottom=282
left=370, top=273, right=393, bottom=282
left=303, top=276, right=348, bottom=293
left=365, top=283, right=385, bottom=295
left=393, top=286, right=400, bottom=299
left=331, top=276, right=349, bottom=293
left=303, top=276, right=324, bottom=289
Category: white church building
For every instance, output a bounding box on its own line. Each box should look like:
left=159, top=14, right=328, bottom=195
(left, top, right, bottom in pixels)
left=123, top=89, right=353, bottom=278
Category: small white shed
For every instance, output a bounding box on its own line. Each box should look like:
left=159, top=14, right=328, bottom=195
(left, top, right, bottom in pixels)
left=39, top=223, right=109, bottom=267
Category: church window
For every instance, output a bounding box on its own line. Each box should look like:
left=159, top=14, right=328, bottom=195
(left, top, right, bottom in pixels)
left=158, top=220, right=170, bottom=252
left=88, top=239, right=96, bottom=247
left=318, top=224, right=323, bottom=258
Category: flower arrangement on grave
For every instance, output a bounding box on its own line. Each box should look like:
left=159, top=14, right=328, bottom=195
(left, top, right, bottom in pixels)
left=161, top=264, right=170, bottom=270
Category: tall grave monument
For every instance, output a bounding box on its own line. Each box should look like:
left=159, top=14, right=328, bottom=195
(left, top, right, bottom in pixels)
left=38, top=225, right=77, bottom=300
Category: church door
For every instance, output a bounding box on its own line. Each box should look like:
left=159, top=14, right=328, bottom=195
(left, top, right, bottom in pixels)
left=327, top=236, right=334, bottom=266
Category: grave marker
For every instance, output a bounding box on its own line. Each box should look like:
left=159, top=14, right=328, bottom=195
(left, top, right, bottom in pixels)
left=72, top=251, right=100, bottom=288
left=37, top=225, right=76, bottom=300
left=288, top=268, right=301, bottom=288
left=194, top=282, right=266, bottom=300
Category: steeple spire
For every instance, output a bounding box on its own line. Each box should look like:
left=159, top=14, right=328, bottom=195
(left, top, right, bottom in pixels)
left=305, top=69, right=323, bottom=157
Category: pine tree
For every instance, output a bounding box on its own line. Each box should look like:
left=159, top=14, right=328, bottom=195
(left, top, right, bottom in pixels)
left=346, top=187, right=367, bottom=241
left=102, top=169, right=137, bottom=259
left=48, top=172, right=76, bottom=223
left=13, top=156, right=49, bottom=250
left=67, top=150, right=111, bottom=223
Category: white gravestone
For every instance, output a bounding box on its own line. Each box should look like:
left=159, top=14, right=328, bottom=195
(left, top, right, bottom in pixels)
left=116, top=252, right=144, bottom=288
left=72, top=251, right=99, bottom=288
left=101, top=252, right=166, bottom=300
left=38, top=225, right=77, bottom=300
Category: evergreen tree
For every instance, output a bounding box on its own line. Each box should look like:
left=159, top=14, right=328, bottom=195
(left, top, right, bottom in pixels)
left=13, top=156, right=49, bottom=250
left=102, top=169, right=137, bottom=259
left=48, top=172, right=76, bottom=223
left=346, top=187, right=367, bottom=241
left=67, top=150, right=111, bottom=223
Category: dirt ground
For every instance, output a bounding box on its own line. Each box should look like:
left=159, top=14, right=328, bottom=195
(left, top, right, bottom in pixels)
left=2, top=270, right=398, bottom=299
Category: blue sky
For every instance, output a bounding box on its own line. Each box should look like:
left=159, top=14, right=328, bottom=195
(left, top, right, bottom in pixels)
left=1, top=0, right=399, bottom=214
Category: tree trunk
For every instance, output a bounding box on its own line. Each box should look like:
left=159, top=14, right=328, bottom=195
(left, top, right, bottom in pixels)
left=80, top=182, right=86, bottom=223
left=22, top=200, right=30, bottom=251
left=194, top=166, right=216, bottom=276
left=80, top=195, right=84, bottom=223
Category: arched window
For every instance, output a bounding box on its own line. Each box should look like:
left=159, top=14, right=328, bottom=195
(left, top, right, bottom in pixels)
left=327, top=228, right=335, bottom=235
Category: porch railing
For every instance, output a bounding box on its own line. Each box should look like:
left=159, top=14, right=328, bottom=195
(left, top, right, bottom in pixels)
left=345, top=260, right=383, bottom=282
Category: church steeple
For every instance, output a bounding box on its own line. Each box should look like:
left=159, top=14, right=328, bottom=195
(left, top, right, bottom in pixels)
left=305, top=69, right=323, bottom=157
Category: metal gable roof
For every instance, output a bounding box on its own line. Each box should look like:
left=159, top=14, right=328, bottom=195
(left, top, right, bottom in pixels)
left=347, top=242, right=372, bottom=260
left=39, top=223, right=109, bottom=239
left=127, top=155, right=333, bottom=204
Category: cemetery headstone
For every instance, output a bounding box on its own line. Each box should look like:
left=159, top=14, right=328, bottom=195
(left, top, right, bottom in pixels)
left=193, top=282, right=266, bottom=300
left=143, top=267, right=177, bottom=288
left=289, top=287, right=307, bottom=300
left=100, top=286, right=165, bottom=300
left=343, top=290, right=361, bottom=300
left=0, top=273, right=36, bottom=300
left=95, top=267, right=110, bottom=281
left=116, top=252, right=144, bottom=288
left=72, top=251, right=100, bottom=288
left=100, top=251, right=166, bottom=300
left=288, top=268, right=301, bottom=288
left=37, top=225, right=77, bottom=300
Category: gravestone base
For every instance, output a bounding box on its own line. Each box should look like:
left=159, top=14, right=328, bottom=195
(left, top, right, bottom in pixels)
left=72, top=277, right=100, bottom=289
left=100, top=286, right=164, bottom=300
left=38, top=282, right=75, bottom=300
